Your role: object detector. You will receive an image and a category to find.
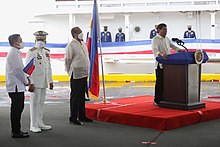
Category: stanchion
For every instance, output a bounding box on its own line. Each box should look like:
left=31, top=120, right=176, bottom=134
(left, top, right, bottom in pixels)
left=98, top=39, right=107, bottom=103
left=98, top=39, right=114, bottom=104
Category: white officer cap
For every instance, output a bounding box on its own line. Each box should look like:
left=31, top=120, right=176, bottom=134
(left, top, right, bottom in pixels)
left=187, top=25, right=192, bottom=28
left=34, top=31, right=48, bottom=40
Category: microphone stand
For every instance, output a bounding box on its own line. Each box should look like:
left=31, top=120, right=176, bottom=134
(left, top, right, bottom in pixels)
left=177, top=42, right=188, bottom=52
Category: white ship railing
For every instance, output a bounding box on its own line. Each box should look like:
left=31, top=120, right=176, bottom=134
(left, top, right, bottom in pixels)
left=54, top=0, right=220, bottom=13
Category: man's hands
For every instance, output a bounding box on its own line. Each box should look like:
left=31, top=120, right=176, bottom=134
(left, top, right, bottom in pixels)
left=160, top=53, right=168, bottom=60
left=28, top=84, right=35, bottom=92
left=178, top=49, right=184, bottom=52
left=49, top=83, right=54, bottom=90
left=28, top=83, right=53, bottom=92
left=159, top=49, right=184, bottom=60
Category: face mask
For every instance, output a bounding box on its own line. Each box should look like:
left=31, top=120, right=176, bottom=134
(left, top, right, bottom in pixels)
left=78, top=33, right=84, bottom=40
left=35, top=41, right=45, bottom=49
left=18, top=42, right=24, bottom=49
left=188, top=28, right=191, bottom=31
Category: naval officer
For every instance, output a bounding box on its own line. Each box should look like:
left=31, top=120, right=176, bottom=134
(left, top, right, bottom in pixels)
left=183, top=25, right=196, bottom=39
left=6, top=34, right=30, bottom=138
left=115, top=27, right=125, bottom=42
left=150, top=25, right=158, bottom=39
left=101, top=26, right=112, bottom=42
left=26, top=31, right=53, bottom=133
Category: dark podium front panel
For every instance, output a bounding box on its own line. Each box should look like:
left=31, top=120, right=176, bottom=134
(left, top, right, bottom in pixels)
left=159, top=64, right=205, bottom=110
left=156, top=52, right=208, bottom=110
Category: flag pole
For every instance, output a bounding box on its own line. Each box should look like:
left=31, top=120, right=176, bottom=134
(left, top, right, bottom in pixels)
left=98, top=38, right=107, bottom=103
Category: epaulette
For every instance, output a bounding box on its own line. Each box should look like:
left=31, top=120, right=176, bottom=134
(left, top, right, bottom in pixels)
left=29, top=47, right=37, bottom=51
left=44, top=48, right=50, bottom=52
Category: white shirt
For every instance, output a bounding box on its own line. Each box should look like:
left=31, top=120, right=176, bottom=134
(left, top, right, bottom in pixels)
left=64, top=38, right=90, bottom=79
left=152, top=34, right=180, bottom=69
left=25, top=47, right=53, bottom=88
left=6, top=47, right=28, bottom=93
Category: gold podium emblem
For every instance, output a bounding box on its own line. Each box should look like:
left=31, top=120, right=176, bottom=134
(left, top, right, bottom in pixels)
left=194, top=50, right=204, bottom=64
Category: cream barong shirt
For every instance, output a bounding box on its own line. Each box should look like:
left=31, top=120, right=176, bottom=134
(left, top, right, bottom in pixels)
left=152, top=34, right=180, bottom=69
left=6, top=47, right=28, bottom=93
left=64, top=38, right=90, bottom=79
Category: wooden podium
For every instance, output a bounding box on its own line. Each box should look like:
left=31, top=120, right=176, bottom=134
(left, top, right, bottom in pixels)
left=156, top=51, right=209, bottom=110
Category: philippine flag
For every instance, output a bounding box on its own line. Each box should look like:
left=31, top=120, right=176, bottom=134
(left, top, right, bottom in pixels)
left=23, top=58, right=35, bottom=75
left=87, top=0, right=100, bottom=98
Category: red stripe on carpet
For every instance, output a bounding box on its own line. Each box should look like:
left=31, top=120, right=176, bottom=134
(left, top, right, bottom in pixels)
left=207, top=96, right=220, bottom=99
left=85, top=95, right=220, bottom=131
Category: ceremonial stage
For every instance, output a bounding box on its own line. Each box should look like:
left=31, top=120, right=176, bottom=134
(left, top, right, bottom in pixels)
left=85, top=95, right=220, bottom=131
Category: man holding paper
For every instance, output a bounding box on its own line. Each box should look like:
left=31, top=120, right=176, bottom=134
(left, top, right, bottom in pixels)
left=6, top=34, right=30, bottom=138
left=25, top=31, right=53, bottom=133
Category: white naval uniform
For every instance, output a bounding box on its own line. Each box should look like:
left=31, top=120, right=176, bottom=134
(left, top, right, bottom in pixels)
left=26, top=46, right=53, bottom=131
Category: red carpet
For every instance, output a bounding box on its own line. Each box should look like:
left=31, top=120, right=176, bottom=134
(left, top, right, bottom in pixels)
left=85, top=95, right=220, bottom=131
left=208, top=96, right=220, bottom=99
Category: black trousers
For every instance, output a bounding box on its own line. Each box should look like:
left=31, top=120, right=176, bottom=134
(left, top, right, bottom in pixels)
left=8, top=87, right=25, bottom=134
left=154, top=66, right=164, bottom=104
left=69, top=76, right=87, bottom=122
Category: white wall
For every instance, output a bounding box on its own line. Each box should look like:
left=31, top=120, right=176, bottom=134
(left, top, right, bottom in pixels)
left=214, top=11, right=220, bottom=38
left=41, top=15, right=70, bottom=43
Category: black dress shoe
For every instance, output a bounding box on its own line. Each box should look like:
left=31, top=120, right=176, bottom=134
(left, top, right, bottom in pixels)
left=12, top=132, right=29, bottom=138
left=153, top=102, right=159, bottom=106
left=20, top=131, right=28, bottom=134
left=85, top=98, right=90, bottom=101
left=79, top=117, right=93, bottom=122
left=69, top=120, right=82, bottom=125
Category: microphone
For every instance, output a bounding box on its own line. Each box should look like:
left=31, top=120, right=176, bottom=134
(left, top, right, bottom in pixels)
left=172, top=38, right=188, bottom=52
left=172, top=38, right=184, bottom=44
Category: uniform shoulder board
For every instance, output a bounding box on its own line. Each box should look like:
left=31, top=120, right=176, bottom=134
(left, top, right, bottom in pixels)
left=29, top=47, right=37, bottom=51
left=44, top=48, right=50, bottom=52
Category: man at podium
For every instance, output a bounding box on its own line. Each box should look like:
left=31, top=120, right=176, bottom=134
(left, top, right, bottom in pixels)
left=152, top=23, right=183, bottom=106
